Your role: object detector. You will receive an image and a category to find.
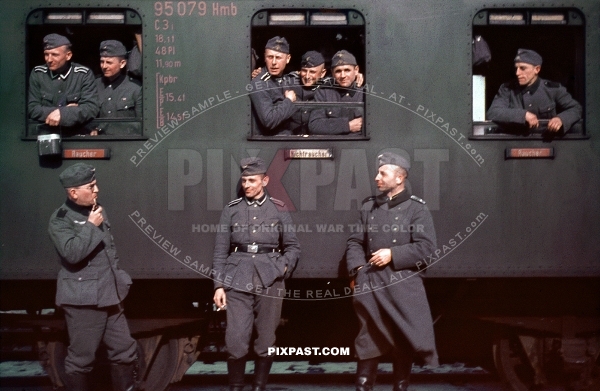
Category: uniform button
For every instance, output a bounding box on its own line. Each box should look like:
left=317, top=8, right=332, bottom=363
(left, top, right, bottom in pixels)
left=108, top=111, right=112, bottom=114
left=253, top=217, right=257, bottom=220
left=371, top=216, right=374, bottom=219
left=252, top=255, right=255, bottom=258
left=395, top=217, right=399, bottom=220
left=392, top=227, right=398, bottom=232
left=252, top=230, right=256, bottom=233
left=58, top=90, right=62, bottom=93
left=369, top=238, right=372, bottom=241
left=78, top=277, right=82, bottom=281
left=108, top=97, right=112, bottom=101
left=124, top=106, right=128, bottom=109
left=392, top=239, right=397, bottom=243
left=528, top=104, right=532, bottom=107
left=254, top=205, right=257, bottom=207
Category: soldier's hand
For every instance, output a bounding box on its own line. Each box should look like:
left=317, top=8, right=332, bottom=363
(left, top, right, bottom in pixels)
left=547, top=117, right=563, bottom=132
left=369, top=249, right=392, bottom=267
left=525, top=112, right=539, bottom=128
left=355, top=72, right=364, bottom=87
left=284, top=90, right=297, bottom=102
left=213, top=288, right=227, bottom=310
left=45, top=109, right=61, bottom=127
left=251, top=67, right=262, bottom=79
left=88, top=206, right=104, bottom=226
left=349, top=117, right=363, bottom=132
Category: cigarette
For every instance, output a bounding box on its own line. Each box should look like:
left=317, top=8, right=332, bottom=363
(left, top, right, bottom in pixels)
left=92, top=199, right=98, bottom=211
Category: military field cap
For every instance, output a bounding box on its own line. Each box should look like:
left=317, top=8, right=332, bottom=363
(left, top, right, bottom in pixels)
left=265, top=36, right=289, bottom=54
left=43, top=34, right=71, bottom=50
left=378, top=152, right=410, bottom=172
left=301, top=51, right=325, bottom=68
left=59, top=163, right=96, bottom=188
left=514, top=48, right=542, bottom=66
left=240, top=157, right=267, bottom=176
left=331, top=50, right=357, bottom=68
left=99, top=40, right=127, bottom=57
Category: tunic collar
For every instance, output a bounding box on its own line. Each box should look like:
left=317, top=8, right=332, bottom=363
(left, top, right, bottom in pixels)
left=521, top=77, right=540, bottom=96
left=65, top=198, right=92, bottom=215
left=245, top=192, right=267, bottom=206
left=335, top=82, right=360, bottom=97
left=102, top=72, right=126, bottom=89
left=50, top=63, right=72, bottom=80
left=375, top=188, right=411, bottom=208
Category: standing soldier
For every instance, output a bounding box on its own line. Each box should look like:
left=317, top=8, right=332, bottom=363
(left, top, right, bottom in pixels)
left=48, top=163, right=137, bottom=391
left=28, top=34, right=99, bottom=134
left=346, top=152, right=439, bottom=391
left=212, top=157, right=301, bottom=391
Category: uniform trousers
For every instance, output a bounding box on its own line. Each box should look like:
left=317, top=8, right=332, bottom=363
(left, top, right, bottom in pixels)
left=62, top=303, right=137, bottom=374
left=225, top=277, right=284, bottom=359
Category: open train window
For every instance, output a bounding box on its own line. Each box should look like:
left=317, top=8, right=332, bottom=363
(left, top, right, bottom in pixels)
left=26, top=9, right=143, bottom=140
left=249, top=9, right=367, bottom=140
left=471, top=9, right=586, bottom=139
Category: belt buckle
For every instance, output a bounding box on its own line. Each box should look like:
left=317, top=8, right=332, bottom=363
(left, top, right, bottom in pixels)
left=247, top=244, right=259, bottom=253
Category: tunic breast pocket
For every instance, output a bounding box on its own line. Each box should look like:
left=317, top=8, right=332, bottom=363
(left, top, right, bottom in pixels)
left=40, top=91, right=54, bottom=106
left=66, top=93, right=81, bottom=105
left=325, top=107, right=342, bottom=118
left=538, top=104, right=556, bottom=119
left=116, top=98, right=135, bottom=111
left=259, top=218, right=281, bottom=242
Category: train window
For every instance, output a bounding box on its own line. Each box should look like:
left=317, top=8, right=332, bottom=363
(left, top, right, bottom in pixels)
left=249, top=9, right=367, bottom=140
left=26, top=9, right=143, bottom=140
left=471, top=9, right=586, bottom=139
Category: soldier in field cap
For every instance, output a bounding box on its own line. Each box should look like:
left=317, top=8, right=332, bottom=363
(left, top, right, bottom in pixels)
left=212, top=156, right=300, bottom=391
left=249, top=36, right=299, bottom=135
left=346, top=151, right=438, bottom=391
left=309, top=49, right=364, bottom=135
left=94, top=39, right=142, bottom=124
left=487, top=48, right=582, bottom=133
left=28, top=34, right=99, bottom=133
left=49, top=163, right=138, bottom=391
left=282, top=50, right=328, bottom=134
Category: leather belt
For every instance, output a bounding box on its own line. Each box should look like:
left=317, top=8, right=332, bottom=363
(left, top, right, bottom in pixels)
left=230, top=244, right=280, bottom=254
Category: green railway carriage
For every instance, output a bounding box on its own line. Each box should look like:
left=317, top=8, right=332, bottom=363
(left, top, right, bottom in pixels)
left=1, top=1, right=599, bottom=390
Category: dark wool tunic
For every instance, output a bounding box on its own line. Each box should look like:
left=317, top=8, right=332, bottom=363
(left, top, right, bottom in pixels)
left=28, top=62, right=99, bottom=129
left=212, top=194, right=300, bottom=290
left=308, top=83, right=364, bottom=135
left=48, top=199, right=131, bottom=307
left=96, top=73, right=142, bottom=118
left=486, top=77, right=582, bottom=132
left=249, top=69, right=298, bottom=135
